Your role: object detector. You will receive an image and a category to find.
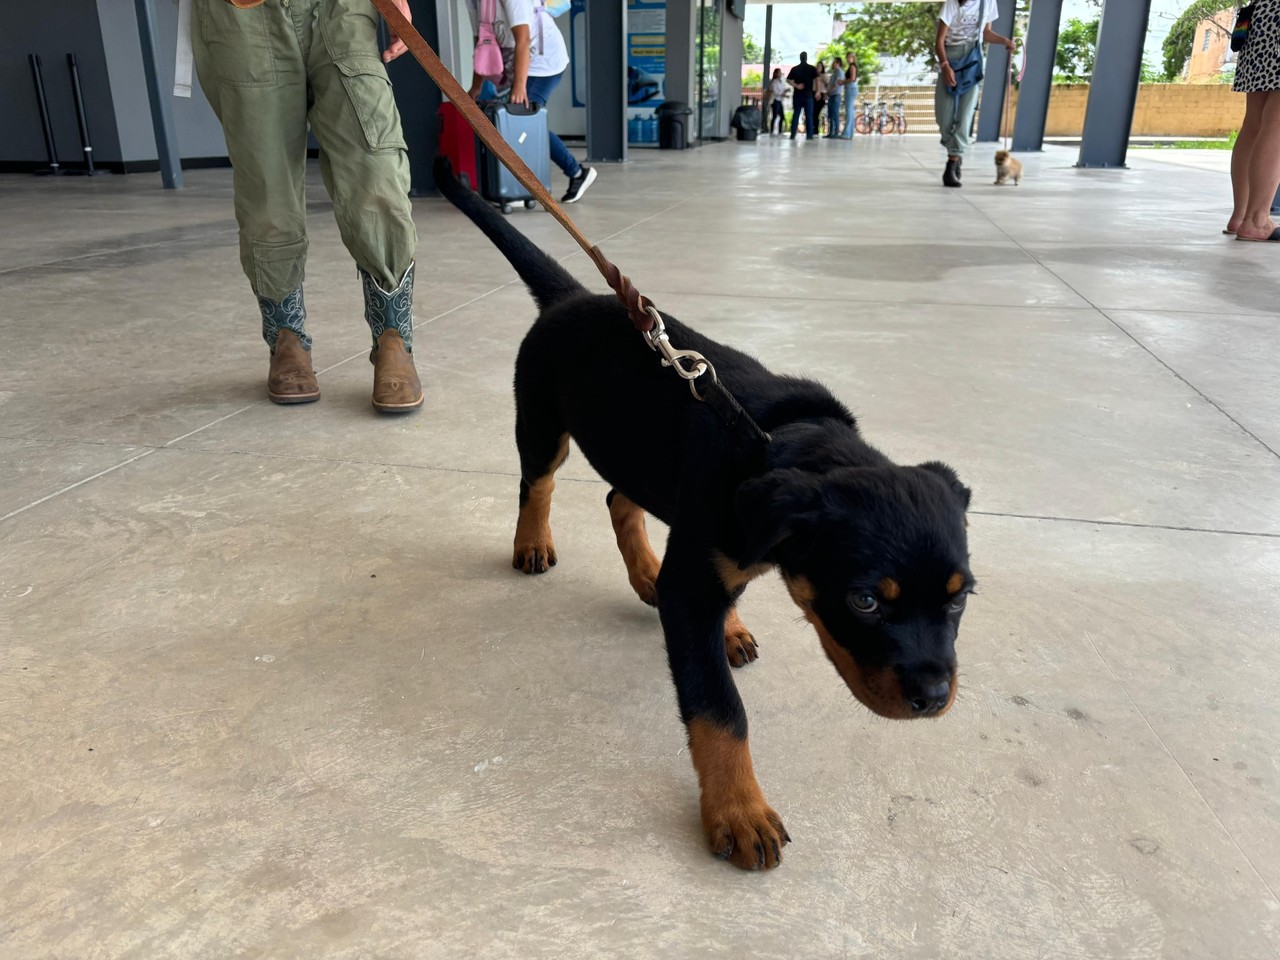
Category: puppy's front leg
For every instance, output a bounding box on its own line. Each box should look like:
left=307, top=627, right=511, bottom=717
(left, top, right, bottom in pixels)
left=657, top=538, right=789, bottom=870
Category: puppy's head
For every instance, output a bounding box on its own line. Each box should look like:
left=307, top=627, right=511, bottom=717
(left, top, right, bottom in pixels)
left=736, top=463, right=972, bottom=720
left=995, top=150, right=1010, bottom=166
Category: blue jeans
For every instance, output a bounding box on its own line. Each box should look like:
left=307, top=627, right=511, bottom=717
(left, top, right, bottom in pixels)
left=525, top=71, right=581, bottom=179
left=827, top=94, right=842, bottom=136
left=790, top=96, right=815, bottom=139
left=842, top=84, right=857, bottom=138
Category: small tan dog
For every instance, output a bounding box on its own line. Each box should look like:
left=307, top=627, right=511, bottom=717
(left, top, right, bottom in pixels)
left=994, top=150, right=1022, bottom=186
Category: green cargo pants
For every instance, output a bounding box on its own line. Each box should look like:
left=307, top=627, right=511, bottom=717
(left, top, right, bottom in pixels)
left=193, top=0, right=415, bottom=302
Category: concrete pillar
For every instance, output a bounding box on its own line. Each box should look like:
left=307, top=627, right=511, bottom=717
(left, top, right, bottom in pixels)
left=1077, top=0, right=1152, bottom=168
left=719, top=7, right=744, bottom=139
left=132, top=0, right=181, bottom=188
left=666, top=0, right=697, bottom=125
left=761, top=4, right=773, bottom=132
left=385, top=0, right=441, bottom=196
left=1010, top=0, right=1062, bottom=152
left=585, top=0, right=627, bottom=162
left=976, top=0, right=1016, bottom=142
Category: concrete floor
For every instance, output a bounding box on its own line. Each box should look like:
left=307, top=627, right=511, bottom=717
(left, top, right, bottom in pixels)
left=2, top=137, right=1279, bottom=959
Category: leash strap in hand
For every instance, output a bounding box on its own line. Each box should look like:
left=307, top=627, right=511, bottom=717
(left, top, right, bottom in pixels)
left=369, top=0, right=769, bottom=449
left=369, top=0, right=655, bottom=333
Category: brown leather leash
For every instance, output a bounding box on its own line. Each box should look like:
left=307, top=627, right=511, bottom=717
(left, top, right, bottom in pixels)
left=368, top=0, right=769, bottom=449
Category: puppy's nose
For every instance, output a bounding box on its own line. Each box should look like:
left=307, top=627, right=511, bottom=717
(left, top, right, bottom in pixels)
left=907, top=678, right=951, bottom=716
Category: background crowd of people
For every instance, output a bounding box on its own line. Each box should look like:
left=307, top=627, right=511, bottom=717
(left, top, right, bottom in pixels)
left=762, top=52, right=859, bottom=139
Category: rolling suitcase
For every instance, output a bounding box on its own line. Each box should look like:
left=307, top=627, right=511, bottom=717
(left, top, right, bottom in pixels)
left=437, top=100, right=479, bottom=191
left=479, top=101, right=551, bottom=214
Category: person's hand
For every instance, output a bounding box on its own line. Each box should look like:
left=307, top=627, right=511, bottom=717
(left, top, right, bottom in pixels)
left=941, top=63, right=956, bottom=88
left=794, top=82, right=804, bottom=90
left=381, top=0, right=412, bottom=63
left=469, top=79, right=485, bottom=101
left=509, top=81, right=529, bottom=108
left=1003, top=37, right=1016, bottom=53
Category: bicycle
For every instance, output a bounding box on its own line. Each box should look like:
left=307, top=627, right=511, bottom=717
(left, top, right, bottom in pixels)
left=878, top=97, right=907, bottom=135
left=854, top=97, right=880, bottom=136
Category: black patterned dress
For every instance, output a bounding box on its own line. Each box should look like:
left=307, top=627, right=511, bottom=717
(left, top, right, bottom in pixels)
left=1234, top=0, right=1280, bottom=93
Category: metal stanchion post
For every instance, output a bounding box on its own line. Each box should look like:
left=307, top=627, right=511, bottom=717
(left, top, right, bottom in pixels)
left=28, top=54, right=63, bottom=176
left=67, top=53, right=102, bottom=176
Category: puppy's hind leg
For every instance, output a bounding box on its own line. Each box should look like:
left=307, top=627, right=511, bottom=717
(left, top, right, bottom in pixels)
left=513, top=404, right=569, bottom=575
left=607, top=490, right=662, bottom=605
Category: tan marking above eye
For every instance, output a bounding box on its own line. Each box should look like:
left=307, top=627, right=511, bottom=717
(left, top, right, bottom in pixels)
left=946, top=572, right=966, bottom=595
left=878, top=577, right=901, bottom=601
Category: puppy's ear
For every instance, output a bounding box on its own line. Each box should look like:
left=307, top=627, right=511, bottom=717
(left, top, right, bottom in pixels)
left=734, top=469, right=823, bottom=568
left=917, top=461, right=972, bottom=511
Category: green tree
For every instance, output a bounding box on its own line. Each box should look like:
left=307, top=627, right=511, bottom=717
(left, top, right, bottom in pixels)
left=821, top=27, right=881, bottom=84
left=742, top=32, right=780, bottom=66
left=1055, top=17, right=1099, bottom=79
left=833, top=2, right=943, bottom=67
left=1162, top=0, right=1234, bottom=81
left=744, top=69, right=763, bottom=90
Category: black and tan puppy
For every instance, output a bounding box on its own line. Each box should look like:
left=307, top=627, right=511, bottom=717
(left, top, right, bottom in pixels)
left=994, top=149, right=1022, bottom=186
left=436, top=160, right=973, bottom=871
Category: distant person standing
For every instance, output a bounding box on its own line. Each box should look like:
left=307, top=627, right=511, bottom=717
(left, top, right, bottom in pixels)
left=1227, top=0, right=1280, bottom=240
left=934, top=0, right=1014, bottom=187
left=788, top=52, right=818, bottom=141
left=841, top=58, right=859, bottom=139
left=766, top=68, right=787, bottom=136
left=814, top=61, right=829, bottom=136
left=827, top=57, right=846, bottom=138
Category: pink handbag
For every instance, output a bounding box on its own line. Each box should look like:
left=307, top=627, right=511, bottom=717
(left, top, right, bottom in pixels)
left=474, top=0, right=504, bottom=81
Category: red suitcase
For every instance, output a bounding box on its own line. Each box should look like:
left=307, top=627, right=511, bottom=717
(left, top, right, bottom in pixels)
left=438, top=101, right=479, bottom=191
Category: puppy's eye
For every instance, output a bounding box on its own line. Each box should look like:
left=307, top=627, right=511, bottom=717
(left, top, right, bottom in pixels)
left=850, top=592, right=879, bottom=614
left=947, top=594, right=968, bottom=613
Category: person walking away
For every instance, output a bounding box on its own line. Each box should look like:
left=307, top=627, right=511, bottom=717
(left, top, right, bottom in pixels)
left=787, top=52, right=818, bottom=141
left=192, top=0, right=424, bottom=411
left=934, top=0, right=1014, bottom=187
left=827, top=57, right=846, bottom=138
left=467, top=0, right=596, bottom=203
left=767, top=68, right=787, bottom=136
left=841, top=58, right=859, bottom=139
left=1227, top=0, right=1280, bottom=241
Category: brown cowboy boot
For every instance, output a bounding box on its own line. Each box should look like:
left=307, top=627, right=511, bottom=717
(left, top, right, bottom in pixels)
left=254, top=274, right=321, bottom=409
left=268, top=329, right=320, bottom=404
left=361, top=262, right=424, bottom=413
left=370, top=329, right=424, bottom=411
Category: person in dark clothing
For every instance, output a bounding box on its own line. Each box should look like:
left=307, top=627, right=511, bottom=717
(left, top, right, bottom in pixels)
left=787, top=52, right=819, bottom=141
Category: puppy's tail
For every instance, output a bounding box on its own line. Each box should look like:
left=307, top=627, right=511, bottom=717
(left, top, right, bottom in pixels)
left=434, top=157, right=587, bottom=311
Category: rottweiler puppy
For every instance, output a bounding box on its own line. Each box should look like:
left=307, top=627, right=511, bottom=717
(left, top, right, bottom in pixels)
left=436, top=160, right=974, bottom=871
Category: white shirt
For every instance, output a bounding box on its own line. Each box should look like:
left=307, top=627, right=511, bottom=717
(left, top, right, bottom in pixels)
left=466, top=0, right=570, bottom=78
left=768, top=77, right=786, bottom=98
left=939, top=0, right=999, bottom=45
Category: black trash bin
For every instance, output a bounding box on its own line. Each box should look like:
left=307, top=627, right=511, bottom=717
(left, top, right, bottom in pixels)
left=656, top=101, right=693, bottom=149
left=731, top=104, right=761, bottom=141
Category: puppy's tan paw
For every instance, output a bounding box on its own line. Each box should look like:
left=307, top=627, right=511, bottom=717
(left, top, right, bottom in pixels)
left=704, top=799, right=790, bottom=871
left=724, top=609, right=758, bottom=668
left=512, top=532, right=557, bottom=574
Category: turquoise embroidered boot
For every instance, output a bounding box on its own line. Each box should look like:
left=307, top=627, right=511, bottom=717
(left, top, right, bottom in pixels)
left=361, top=262, right=423, bottom=412
left=259, top=286, right=319, bottom=405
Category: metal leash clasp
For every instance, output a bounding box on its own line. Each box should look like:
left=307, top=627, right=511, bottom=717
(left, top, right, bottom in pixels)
left=641, top=306, right=717, bottom=399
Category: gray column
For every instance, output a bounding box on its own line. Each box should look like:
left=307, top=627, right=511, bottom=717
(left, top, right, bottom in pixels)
left=1077, top=0, right=1151, bottom=168
left=584, top=0, right=626, bottom=162
left=1010, top=0, right=1062, bottom=152
left=665, top=0, right=697, bottom=119
left=761, top=5, right=773, bottom=132
left=385, top=0, right=440, bottom=196
left=133, top=0, right=181, bottom=188
left=975, top=0, right=1016, bottom=142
